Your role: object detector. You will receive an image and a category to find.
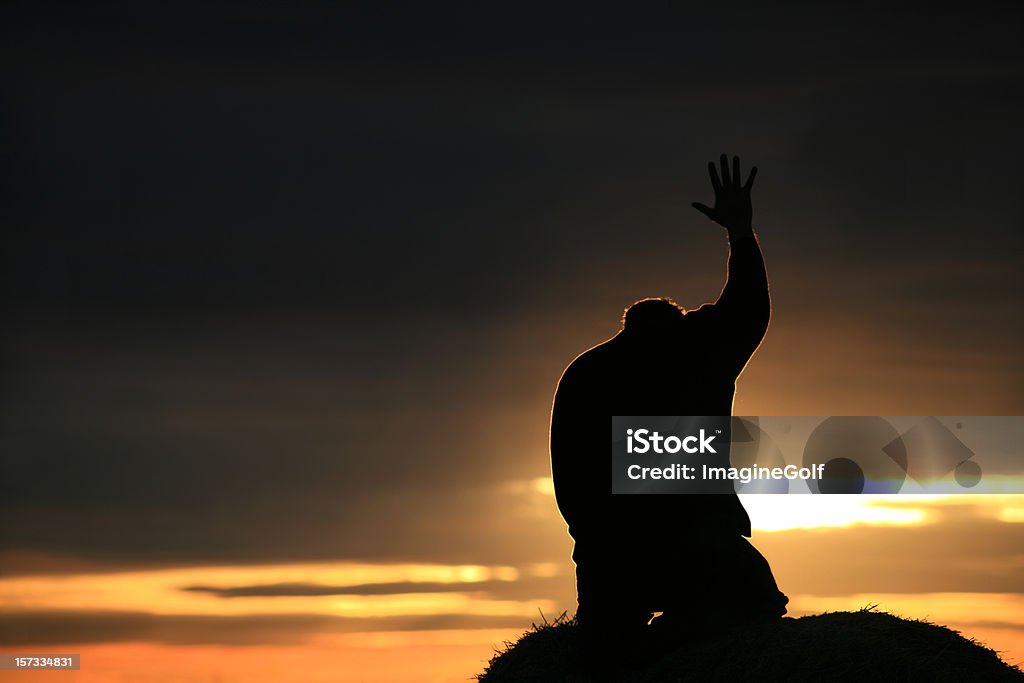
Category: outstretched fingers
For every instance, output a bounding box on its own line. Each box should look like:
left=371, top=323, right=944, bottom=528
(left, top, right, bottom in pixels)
left=744, top=164, right=758, bottom=191
left=691, top=201, right=714, bottom=220
left=695, top=155, right=756, bottom=229
left=714, top=154, right=756, bottom=191
left=708, top=162, right=722, bottom=195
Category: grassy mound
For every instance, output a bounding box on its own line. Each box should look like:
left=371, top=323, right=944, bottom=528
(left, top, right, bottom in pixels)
left=479, top=609, right=1022, bottom=682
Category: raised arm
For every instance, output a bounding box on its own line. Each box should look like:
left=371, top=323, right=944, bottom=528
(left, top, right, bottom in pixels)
left=691, top=155, right=770, bottom=372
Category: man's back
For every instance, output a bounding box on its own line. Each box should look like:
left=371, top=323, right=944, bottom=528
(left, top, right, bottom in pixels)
left=548, top=156, right=787, bottom=625
left=550, top=309, right=755, bottom=548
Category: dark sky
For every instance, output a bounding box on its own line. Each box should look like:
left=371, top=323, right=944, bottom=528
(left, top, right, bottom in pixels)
left=2, top=3, right=1023, bottom=571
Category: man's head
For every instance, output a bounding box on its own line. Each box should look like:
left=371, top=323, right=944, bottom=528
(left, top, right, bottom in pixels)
left=621, top=298, right=685, bottom=335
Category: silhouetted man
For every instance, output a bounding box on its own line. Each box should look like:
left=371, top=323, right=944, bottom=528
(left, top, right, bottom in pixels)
left=550, top=156, right=788, bottom=644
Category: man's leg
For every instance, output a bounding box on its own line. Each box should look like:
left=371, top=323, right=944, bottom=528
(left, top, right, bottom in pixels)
left=574, top=553, right=652, bottom=671
left=652, top=536, right=788, bottom=634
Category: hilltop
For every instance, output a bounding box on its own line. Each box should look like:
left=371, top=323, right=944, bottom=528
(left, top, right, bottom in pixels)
left=479, top=609, right=1022, bottom=682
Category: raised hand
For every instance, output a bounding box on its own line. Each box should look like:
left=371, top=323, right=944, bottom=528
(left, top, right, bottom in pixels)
left=692, top=154, right=757, bottom=235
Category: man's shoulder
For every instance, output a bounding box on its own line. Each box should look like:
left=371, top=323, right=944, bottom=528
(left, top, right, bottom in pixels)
left=565, top=336, right=619, bottom=368
left=682, top=302, right=717, bottom=321
left=557, top=336, right=619, bottom=389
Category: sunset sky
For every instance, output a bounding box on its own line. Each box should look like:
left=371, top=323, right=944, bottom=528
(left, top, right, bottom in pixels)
left=2, top=3, right=1023, bottom=682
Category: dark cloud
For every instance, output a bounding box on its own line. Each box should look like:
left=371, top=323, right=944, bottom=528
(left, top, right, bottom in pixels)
left=0, top=462, right=573, bottom=565
left=966, top=621, right=1024, bottom=634
left=0, top=610, right=527, bottom=646
left=180, top=575, right=568, bottom=601
left=181, top=581, right=476, bottom=597
left=1, top=2, right=1022, bottom=576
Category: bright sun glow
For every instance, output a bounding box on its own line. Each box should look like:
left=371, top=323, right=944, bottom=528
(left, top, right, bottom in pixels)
left=741, top=495, right=929, bottom=531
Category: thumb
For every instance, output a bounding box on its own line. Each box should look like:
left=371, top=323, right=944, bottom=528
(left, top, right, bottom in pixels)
left=691, top=202, right=715, bottom=220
